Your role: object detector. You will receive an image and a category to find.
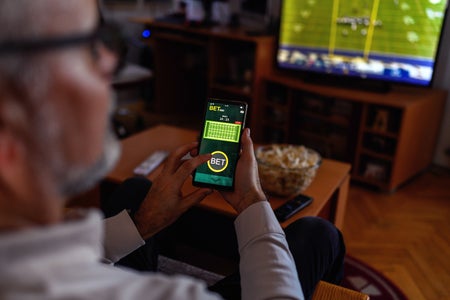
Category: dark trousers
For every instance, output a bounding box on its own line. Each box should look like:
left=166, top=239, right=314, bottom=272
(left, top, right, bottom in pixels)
left=101, top=177, right=346, bottom=300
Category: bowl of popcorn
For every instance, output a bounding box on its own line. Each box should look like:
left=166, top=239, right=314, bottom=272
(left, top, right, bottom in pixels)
left=255, top=144, right=321, bottom=197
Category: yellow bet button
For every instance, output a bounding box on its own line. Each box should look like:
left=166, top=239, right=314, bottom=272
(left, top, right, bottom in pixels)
left=207, top=151, right=229, bottom=173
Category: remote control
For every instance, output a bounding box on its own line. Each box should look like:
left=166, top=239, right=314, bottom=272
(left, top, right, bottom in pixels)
left=133, top=150, right=169, bottom=176
left=274, top=194, right=313, bottom=222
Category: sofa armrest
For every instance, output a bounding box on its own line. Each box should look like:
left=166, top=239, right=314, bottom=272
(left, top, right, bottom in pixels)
left=312, top=281, right=370, bottom=300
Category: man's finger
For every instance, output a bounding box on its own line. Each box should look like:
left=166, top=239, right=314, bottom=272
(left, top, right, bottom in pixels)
left=241, top=128, right=255, bottom=160
left=173, top=153, right=211, bottom=184
left=163, top=142, right=198, bottom=174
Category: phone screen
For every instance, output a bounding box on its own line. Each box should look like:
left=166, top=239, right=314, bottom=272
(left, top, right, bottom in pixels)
left=193, top=98, right=248, bottom=190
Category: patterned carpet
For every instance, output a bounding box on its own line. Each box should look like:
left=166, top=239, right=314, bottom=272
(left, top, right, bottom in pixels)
left=158, top=255, right=225, bottom=286
left=342, top=255, right=407, bottom=300
left=159, top=255, right=407, bottom=299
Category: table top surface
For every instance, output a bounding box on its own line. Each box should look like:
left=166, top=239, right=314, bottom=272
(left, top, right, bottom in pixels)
left=106, top=125, right=351, bottom=225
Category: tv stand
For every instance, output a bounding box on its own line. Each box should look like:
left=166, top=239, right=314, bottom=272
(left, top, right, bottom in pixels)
left=302, top=74, right=392, bottom=94
left=255, top=73, right=447, bottom=191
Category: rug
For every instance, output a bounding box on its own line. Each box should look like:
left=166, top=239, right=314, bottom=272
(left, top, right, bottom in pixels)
left=158, top=255, right=407, bottom=299
left=342, top=255, right=407, bottom=300
left=158, top=255, right=225, bottom=286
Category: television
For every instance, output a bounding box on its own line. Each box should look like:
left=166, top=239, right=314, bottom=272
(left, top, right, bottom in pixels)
left=276, top=0, right=449, bottom=89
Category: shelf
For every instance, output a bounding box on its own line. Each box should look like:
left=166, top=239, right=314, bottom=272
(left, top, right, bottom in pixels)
left=261, top=126, right=286, bottom=143
left=297, top=111, right=350, bottom=128
left=362, top=132, right=397, bottom=156
left=296, top=130, right=350, bottom=161
left=153, top=32, right=208, bottom=47
left=264, top=101, right=290, bottom=110
left=262, top=108, right=290, bottom=126
left=352, top=174, right=387, bottom=189
left=363, top=127, right=398, bottom=139
left=262, top=121, right=287, bottom=130
left=297, top=130, right=328, bottom=141
left=356, top=152, right=392, bottom=185
left=259, top=76, right=446, bottom=191
left=211, top=83, right=252, bottom=98
left=365, top=105, right=402, bottom=134
left=360, top=148, right=394, bottom=161
left=265, top=82, right=290, bottom=105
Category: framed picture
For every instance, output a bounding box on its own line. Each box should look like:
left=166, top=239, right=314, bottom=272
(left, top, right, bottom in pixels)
left=372, top=109, right=389, bottom=132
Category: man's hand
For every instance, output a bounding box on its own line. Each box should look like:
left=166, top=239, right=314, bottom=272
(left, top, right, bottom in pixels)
left=133, top=142, right=212, bottom=240
left=220, top=128, right=267, bottom=214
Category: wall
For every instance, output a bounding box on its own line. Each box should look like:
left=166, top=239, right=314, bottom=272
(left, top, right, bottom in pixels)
left=100, top=0, right=174, bottom=63
left=432, top=13, right=450, bottom=168
left=101, top=1, right=173, bottom=19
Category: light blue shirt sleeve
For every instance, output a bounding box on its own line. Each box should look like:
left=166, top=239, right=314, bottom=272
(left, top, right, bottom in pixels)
left=103, top=210, right=145, bottom=264
left=235, top=201, right=304, bottom=300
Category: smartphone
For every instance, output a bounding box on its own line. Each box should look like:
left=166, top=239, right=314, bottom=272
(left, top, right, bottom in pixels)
left=192, top=98, right=248, bottom=191
left=273, top=194, right=313, bottom=222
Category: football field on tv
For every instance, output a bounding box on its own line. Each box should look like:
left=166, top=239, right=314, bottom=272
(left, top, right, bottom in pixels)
left=280, top=0, right=447, bottom=59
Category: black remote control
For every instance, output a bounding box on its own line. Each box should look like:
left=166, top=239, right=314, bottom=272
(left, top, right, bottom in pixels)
left=274, top=194, right=313, bottom=222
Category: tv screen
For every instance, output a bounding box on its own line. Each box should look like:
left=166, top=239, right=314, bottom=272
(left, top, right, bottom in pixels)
left=277, top=0, right=448, bottom=87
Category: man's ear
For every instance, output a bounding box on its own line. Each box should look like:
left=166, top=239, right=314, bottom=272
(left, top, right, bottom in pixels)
left=0, top=129, right=23, bottom=171
left=0, top=90, right=28, bottom=171
left=0, top=127, right=32, bottom=206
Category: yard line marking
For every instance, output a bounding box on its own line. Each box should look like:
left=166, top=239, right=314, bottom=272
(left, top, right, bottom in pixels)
left=329, top=0, right=340, bottom=57
left=364, top=0, right=381, bottom=60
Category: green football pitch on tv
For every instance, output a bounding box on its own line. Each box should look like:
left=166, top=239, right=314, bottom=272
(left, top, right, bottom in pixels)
left=280, top=0, right=446, bottom=59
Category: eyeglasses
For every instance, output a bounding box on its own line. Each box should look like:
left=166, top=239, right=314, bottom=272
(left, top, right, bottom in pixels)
left=0, top=23, right=126, bottom=72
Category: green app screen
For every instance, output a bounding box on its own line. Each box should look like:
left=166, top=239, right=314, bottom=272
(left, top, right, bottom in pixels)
left=194, top=100, right=247, bottom=189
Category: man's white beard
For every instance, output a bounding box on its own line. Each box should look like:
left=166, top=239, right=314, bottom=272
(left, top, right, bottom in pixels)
left=57, top=127, right=121, bottom=197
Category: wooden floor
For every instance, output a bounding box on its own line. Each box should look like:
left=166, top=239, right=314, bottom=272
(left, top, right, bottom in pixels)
left=342, top=166, right=450, bottom=300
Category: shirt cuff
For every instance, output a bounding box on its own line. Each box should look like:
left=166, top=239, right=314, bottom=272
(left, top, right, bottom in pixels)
left=234, top=201, right=284, bottom=251
left=103, top=210, right=145, bottom=263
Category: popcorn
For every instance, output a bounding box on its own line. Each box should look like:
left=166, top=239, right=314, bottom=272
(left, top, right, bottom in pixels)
left=256, top=144, right=321, bottom=197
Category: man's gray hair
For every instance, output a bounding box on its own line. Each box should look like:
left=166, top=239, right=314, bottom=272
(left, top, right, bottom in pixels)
left=0, top=0, right=54, bottom=152
left=0, top=0, right=74, bottom=40
left=0, top=0, right=119, bottom=198
left=0, top=0, right=54, bottom=113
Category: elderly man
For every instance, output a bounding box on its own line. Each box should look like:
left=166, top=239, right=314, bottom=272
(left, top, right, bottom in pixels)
left=0, top=1, right=345, bottom=299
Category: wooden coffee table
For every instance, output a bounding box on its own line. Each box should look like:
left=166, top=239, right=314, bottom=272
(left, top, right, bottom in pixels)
left=106, top=125, right=351, bottom=229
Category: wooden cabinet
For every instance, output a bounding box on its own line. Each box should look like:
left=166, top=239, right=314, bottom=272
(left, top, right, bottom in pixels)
left=256, top=74, right=447, bottom=191
left=133, top=19, right=275, bottom=127
left=133, top=19, right=446, bottom=191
